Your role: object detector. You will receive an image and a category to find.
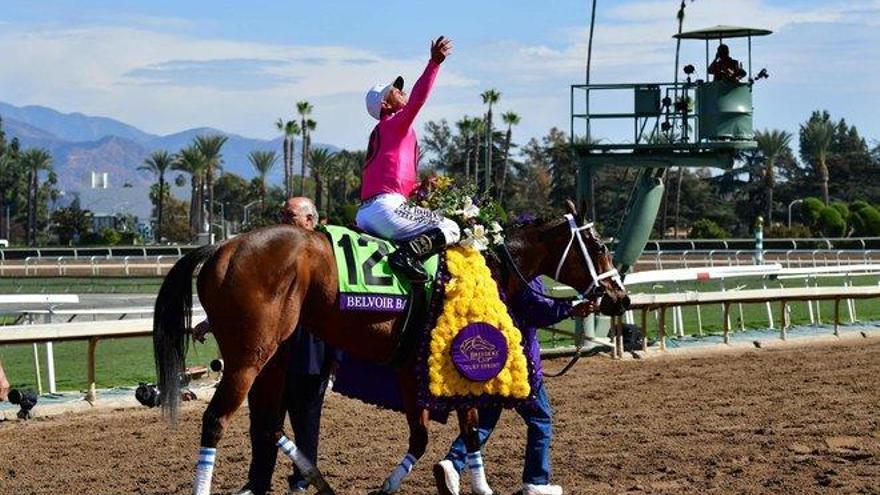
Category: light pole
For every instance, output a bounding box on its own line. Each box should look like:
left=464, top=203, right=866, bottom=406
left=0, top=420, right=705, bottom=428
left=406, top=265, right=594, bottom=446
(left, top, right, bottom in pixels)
left=788, top=199, right=803, bottom=228
left=243, top=200, right=260, bottom=226
left=211, top=201, right=226, bottom=240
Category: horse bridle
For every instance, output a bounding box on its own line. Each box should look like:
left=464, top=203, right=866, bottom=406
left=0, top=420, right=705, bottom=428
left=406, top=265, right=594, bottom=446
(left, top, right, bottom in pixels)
left=554, top=214, right=623, bottom=301
left=496, top=214, right=625, bottom=377
left=497, top=214, right=622, bottom=303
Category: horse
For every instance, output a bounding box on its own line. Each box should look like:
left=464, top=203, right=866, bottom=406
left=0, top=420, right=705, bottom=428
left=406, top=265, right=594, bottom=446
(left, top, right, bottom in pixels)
left=152, top=202, right=629, bottom=495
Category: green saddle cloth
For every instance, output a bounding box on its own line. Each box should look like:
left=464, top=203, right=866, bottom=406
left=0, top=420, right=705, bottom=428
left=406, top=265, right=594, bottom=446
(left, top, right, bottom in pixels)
left=321, top=225, right=438, bottom=312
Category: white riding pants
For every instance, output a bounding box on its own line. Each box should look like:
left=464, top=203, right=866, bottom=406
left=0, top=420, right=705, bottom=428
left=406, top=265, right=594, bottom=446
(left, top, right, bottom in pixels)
left=356, top=193, right=460, bottom=245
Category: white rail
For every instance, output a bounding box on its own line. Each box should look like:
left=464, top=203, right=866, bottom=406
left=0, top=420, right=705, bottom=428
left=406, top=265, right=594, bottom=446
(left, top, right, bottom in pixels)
left=0, top=312, right=205, bottom=403
left=606, top=285, right=880, bottom=358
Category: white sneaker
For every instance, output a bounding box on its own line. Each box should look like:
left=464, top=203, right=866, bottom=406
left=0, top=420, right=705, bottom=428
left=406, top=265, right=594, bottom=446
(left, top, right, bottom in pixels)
left=433, top=460, right=460, bottom=495
left=523, top=483, right=563, bottom=495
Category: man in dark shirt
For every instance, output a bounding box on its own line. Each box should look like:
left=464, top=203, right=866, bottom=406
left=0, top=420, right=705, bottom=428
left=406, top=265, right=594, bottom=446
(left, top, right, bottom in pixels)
left=708, top=44, right=746, bottom=83
left=234, top=197, right=342, bottom=495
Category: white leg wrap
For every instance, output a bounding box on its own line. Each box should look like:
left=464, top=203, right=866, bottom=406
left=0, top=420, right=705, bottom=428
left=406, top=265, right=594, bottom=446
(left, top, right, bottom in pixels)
left=193, top=447, right=216, bottom=495
left=466, top=451, right=493, bottom=495
left=381, top=453, right=417, bottom=493
left=278, top=435, right=315, bottom=475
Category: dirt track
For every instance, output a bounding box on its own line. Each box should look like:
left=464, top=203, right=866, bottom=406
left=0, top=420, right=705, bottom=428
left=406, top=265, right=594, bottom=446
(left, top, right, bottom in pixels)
left=1, top=339, right=879, bottom=495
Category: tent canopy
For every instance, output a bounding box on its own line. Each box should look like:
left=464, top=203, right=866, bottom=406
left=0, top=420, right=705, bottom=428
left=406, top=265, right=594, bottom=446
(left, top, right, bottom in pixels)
left=674, top=25, right=772, bottom=40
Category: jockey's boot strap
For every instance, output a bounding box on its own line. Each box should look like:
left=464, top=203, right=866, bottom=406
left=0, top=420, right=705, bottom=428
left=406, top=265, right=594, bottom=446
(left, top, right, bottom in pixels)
left=389, top=228, right=447, bottom=283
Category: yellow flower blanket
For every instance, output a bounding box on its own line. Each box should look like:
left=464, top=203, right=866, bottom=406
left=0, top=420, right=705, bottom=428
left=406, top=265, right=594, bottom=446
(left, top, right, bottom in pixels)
left=426, top=246, right=531, bottom=401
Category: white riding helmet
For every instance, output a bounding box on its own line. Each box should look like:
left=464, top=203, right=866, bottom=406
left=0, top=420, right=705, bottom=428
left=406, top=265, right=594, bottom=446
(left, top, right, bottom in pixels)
left=365, top=76, right=404, bottom=120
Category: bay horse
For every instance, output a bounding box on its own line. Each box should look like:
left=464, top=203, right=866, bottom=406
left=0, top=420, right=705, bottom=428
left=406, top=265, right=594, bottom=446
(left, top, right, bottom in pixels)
left=153, top=202, right=629, bottom=495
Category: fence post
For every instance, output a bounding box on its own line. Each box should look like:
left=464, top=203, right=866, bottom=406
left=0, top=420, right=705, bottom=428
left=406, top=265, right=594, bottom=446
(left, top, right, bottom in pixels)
left=833, top=298, right=841, bottom=337
left=86, top=337, right=99, bottom=404
left=754, top=216, right=764, bottom=265
left=658, top=306, right=667, bottom=351
left=779, top=300, right=788, bottom=340
left=722, top=302, right=732, bottom=344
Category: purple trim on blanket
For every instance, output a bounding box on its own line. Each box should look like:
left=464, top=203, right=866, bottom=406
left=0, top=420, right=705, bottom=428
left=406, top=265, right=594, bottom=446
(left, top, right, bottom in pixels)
left=338, top=293, right=408, bottom=312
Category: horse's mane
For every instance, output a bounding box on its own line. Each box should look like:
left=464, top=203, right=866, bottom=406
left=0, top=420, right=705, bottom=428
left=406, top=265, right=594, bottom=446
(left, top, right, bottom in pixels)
left=505, top=213, right=566, bottom=236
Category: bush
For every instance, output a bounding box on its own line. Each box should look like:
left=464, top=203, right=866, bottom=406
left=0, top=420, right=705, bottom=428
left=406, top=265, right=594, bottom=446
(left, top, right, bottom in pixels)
left=830, top=201, right=850, bottom=223
left=689, top=218, right=729, bottom=239
left=851, top=205, right=880, bottom=236
left=99, top=228, right=123, bottom=246
left=817, top=207, right=846, bottom=237
left=801, top=197, right=825, bottom=226
left=851, top=200, right=871, bottom=213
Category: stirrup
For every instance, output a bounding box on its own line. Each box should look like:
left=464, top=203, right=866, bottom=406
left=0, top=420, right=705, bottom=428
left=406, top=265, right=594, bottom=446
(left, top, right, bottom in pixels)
left=389, top=250, right=428, bottom=283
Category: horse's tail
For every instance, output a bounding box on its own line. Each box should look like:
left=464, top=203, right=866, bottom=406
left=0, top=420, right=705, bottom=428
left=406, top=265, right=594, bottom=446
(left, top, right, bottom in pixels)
left=153, top=244, right=219, bottom=424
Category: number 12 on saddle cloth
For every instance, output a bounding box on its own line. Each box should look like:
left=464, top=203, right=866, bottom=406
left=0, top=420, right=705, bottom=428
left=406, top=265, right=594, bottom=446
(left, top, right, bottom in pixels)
left=322, top=225, right=439, bottom=312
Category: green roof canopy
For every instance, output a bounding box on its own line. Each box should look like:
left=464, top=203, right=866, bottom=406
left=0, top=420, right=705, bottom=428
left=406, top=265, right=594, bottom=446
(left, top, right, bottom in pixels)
left=674, top=25, right=772, bottom=40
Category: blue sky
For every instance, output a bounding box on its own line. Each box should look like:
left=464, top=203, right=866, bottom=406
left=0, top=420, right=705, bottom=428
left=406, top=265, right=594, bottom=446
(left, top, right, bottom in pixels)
left=1, top=0, right=878, bottom=151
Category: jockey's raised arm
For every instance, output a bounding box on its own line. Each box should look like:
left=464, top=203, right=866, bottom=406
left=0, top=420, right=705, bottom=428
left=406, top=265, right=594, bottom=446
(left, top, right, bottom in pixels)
left=356, top=36, right=460, bottom=282
left=386, top=39, right=446, bottom=131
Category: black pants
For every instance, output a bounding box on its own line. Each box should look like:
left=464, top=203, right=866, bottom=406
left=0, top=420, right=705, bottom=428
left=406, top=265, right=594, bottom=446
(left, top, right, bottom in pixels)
left=247, top=364, right=330, bottom=493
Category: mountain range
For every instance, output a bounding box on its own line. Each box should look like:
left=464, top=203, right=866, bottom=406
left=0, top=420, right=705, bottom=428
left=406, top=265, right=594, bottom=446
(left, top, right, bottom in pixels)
left=0, top=101, right=336, bottom=192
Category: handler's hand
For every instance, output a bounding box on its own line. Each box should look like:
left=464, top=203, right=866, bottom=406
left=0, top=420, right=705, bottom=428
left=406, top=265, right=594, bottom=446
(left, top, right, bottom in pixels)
left=431, top=36, right=453, bottom=64
left=571, top=300, right=597, bottom=318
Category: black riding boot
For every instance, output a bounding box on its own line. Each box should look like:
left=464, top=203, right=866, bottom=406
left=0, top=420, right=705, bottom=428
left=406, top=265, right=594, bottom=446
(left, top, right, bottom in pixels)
left=389, top=228, right=448, bottom=283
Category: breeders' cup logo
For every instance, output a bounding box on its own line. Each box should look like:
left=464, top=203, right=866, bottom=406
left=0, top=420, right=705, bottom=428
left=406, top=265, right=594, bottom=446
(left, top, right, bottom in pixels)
left=451, top=322, right=508, bottom=382
left=459, top=334, right=499, bottom=363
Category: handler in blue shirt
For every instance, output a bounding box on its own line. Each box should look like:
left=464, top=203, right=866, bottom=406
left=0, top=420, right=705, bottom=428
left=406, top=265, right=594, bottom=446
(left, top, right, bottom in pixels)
left=434, top=278, right=594, bottom=495
left=234, top=197, right=342, bottom=495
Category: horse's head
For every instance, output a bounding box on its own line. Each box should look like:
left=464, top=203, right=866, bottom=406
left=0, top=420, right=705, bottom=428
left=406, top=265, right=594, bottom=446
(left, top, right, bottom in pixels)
left=517, top=201, right=630, bottom=316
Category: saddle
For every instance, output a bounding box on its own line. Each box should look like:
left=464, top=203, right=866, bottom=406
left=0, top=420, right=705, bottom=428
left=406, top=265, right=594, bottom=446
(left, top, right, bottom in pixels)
left=321, top=225, right=439, bottom=366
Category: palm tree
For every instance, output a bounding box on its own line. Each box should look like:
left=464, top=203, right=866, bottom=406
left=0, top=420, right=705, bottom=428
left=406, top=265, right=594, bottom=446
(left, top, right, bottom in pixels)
left=276, top=119, right=290, bottom=198
left=296, top=101, right=314, bottom=195
left=800, top=119, right=835, bottom=204
left=456, top=117, right=476, bottom=180
left=304, top=119, right=317, bottom=191
left=480, top=89, right=501, bottom=193
left=172, top=145, right=207, bottom=235
left=276, top=119, right=302, bottom=198
left=499, top=111, right=520, bottom=205
left=194, top=134, right=228, bottom=231
left=308, top=148, right=335, bottom=213
left=138, top=150, right=174, bottom=243
left=248, top=150, right=278, bottom=212
left=286, top=120, right=301, bottom=198
left=0, top=140, right=20, bottom=240
left=19, top=148, right=52, bottom=245
left=755, top=129, right=793, bottom=224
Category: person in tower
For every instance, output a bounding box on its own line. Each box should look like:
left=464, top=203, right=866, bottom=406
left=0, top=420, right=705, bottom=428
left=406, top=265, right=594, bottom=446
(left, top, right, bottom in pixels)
left=356, top=36, right=460, bottom=282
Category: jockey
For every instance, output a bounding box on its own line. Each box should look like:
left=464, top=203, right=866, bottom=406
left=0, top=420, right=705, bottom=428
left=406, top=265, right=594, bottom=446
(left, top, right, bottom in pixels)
left=356, top=36, right=460, bottom=282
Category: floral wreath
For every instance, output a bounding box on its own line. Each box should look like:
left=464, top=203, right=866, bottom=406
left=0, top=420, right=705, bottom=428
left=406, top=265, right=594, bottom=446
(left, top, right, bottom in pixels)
left=411, top=175, right=506, bottom=251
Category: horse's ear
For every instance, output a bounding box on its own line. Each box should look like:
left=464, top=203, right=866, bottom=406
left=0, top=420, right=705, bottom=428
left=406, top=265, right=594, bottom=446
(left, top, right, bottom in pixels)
left=564, top=199, right=578, bottom=217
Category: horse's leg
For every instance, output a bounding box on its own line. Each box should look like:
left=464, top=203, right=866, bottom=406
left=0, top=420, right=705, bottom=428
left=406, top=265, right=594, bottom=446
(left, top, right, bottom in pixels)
left=376, top=371, right=429, bottom=494
left=243, top=341, right=292, bottom=494
left=194, top=362, right=261, bottom=495
left=458, top=407, right=493, bottom=495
